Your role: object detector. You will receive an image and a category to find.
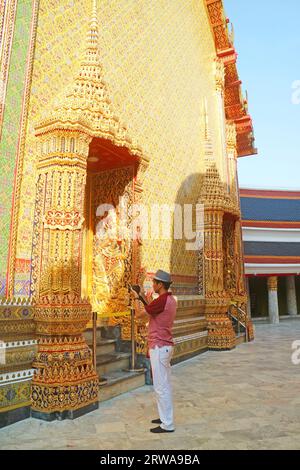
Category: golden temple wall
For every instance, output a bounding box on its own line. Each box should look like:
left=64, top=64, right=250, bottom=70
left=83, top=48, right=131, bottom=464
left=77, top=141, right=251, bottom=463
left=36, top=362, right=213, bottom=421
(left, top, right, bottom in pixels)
left=15, top=0, right=225, bottom=295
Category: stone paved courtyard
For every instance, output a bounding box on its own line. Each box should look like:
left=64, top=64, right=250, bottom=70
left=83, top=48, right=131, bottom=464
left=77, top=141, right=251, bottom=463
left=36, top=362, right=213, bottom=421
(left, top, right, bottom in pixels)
left=1, top=320, right=300, bottom=450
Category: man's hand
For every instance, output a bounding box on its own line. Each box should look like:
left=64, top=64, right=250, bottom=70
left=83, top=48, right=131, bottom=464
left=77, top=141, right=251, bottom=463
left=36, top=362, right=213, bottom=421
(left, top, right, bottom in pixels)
left=129, top=285, right=150, bottom=307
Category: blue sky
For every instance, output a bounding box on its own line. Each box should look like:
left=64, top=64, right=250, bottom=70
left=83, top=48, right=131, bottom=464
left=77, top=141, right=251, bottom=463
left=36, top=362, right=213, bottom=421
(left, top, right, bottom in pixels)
left=224, top=0, right=300, bottom=189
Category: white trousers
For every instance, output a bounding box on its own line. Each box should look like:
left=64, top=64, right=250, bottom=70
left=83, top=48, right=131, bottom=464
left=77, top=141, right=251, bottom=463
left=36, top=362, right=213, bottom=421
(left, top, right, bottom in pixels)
left=149, top=345, right=175, bottom=431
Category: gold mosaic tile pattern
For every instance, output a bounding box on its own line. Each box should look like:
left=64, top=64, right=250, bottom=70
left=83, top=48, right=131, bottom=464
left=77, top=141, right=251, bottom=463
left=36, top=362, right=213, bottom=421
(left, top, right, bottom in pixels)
left=16, top=0, right=225, bottom=286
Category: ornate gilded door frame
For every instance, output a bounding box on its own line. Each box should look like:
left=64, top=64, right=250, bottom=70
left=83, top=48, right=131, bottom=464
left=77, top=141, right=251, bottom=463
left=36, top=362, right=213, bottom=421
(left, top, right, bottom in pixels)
left=83, top=166, right=135, bottom=322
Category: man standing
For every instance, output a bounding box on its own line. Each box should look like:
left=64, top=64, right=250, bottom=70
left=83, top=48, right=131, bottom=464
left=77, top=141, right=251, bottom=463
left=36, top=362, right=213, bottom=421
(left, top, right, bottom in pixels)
left=132, top=269, right=177, bottom=433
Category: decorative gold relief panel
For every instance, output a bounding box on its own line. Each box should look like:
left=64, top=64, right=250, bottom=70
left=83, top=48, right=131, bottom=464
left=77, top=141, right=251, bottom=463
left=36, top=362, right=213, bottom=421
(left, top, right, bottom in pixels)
left=85, top=167, right=134, bottom=319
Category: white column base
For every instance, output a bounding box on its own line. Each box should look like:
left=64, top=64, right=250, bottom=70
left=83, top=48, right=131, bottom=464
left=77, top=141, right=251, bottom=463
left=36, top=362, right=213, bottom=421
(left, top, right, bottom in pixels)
left=268, top=290, right=280, bottom=324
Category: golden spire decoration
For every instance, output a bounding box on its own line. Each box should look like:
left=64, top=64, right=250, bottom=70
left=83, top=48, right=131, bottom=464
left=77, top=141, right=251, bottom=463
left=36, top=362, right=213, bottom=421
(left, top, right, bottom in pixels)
left=35, top=0, right=146, bottom=162
left=85, top=0, right=99, bottom=55
left=199, top=97, right=229, bottom=208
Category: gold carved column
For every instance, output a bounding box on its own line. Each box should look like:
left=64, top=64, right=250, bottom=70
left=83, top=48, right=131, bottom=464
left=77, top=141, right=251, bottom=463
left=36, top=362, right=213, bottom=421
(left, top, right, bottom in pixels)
left=203, top=205, right=236, bottom=350
left=30, top=131, right=99, bottom=419
left=128, top=156, right=150, bottom=355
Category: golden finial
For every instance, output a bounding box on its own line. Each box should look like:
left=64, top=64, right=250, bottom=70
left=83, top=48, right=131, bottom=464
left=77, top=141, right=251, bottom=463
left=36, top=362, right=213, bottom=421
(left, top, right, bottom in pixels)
left=91, top=0, right=98, bottom=27
left=86, top=0, right=99, bottom=51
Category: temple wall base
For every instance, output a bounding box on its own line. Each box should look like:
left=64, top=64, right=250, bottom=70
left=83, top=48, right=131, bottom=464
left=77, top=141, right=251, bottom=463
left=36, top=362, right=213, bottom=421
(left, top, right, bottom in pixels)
left=31, top=401, right=99, bottom=422
left=0, top=299, right=37, bottom=428
left=0, top=405, right=31, bottom=429
left=31, top=298, right=99, bottom=417
left=205, top=298, right=236, bottom=351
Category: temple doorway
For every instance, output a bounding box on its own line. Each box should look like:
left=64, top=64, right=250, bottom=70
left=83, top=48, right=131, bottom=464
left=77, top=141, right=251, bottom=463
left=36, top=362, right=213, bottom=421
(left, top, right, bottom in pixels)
left=82, top=137, right=138, bottom=329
